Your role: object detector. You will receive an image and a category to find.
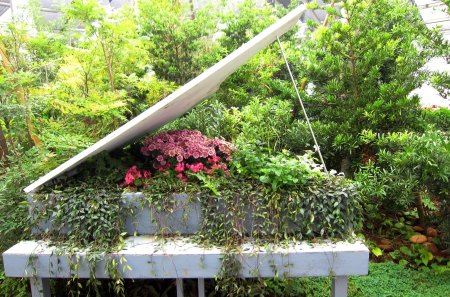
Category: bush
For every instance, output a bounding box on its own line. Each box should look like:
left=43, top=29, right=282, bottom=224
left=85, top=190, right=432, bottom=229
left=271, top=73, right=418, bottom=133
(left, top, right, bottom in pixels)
left=355, top=129, right=450, bottom=247
left=423, top=108, right=450, bottom=132
left=294, top=0, right=443, bottom=168
left=233, top=98, right=295, bottom=151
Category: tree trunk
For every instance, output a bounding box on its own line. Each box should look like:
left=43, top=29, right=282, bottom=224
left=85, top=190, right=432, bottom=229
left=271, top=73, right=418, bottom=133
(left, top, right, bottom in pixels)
left=0, top=39, right=42, bottom=147
left=107, top=60, right=115, bottom=91
left=0, top=124, right=8, bottom=160
left=100, top=40, right=115, bottom=92
left=340, top=157, right=351, bottom=178
left=189, top=0, right=195, bottom=20
left=416, top=191, right=426, bottom=228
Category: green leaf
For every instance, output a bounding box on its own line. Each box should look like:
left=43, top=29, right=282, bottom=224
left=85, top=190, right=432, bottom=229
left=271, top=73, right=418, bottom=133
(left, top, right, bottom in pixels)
left=372, top=247, right=383, bottom=257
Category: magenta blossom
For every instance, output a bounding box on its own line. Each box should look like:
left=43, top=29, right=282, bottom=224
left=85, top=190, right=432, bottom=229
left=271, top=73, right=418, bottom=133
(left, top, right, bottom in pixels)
left=121, top=166, right=147, bottom=187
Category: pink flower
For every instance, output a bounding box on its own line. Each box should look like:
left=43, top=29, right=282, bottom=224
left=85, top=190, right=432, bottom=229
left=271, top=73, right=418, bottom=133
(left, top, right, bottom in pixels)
left=176, top=173, right=188, bottom=182
left=143, top=171, right=151, bottom=178
left=137, top=130, right=235, bottom=183
left=189, top=162, right=205, bottom=173
left=175, top=162, right=185, bottom=173
left=121, top=165, right=143, bottom=187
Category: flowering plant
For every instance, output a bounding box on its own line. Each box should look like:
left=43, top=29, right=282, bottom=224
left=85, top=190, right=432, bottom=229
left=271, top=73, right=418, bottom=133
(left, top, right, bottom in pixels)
left=121, top=130, right=235, bottom=188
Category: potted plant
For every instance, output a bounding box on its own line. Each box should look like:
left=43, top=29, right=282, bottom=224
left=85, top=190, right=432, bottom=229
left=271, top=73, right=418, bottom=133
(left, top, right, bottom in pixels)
left=120, top=129, right=235, bottom=235
left=30, top=129, right=361, bottom=245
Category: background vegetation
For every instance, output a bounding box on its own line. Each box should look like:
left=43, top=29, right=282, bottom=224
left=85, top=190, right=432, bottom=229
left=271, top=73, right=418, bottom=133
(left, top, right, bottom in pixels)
left=0, top=0, right=449, bottom=295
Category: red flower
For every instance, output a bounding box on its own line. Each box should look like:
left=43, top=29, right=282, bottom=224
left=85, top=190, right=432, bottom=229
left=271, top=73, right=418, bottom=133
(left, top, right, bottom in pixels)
left=121, top=165, right=143, bottom=187
left=175, top=162, right=185, bottom=173
left=189, top=162, right=205, bottom=173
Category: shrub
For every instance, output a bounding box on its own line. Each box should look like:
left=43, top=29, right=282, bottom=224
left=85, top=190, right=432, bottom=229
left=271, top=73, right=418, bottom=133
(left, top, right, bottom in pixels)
left=355, top=129, right=450, bottom=247
left=233, top=97, right=295, bottom=151
left=423, top=107, right=450, bottom=132
left=164, top=99, right=238, bottom=141
left=294, top=0, right=444, bottom=169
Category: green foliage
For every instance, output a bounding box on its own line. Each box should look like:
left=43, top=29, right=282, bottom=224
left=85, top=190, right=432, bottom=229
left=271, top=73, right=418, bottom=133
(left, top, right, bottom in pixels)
left=217, top=46, right=286, bottom=107
left=0, top=271, right=28, bottom=297
left=295, top=0, right=442, bottom=164
left=32, top=153, right=127, bottom=249
left=117, top=73, right=176, bottom=115
left=443, top=0, right=450, bottom=15
left=350, top=262, right=450, bottom=297
left=233, top=98, right=294, bottom=150
left=200, top=161, right=361, bottom=244
left=390, top=244, right=439, bottom=268
left=1, top=1, right=450, bottom=295
left=355, top=129, right=450, bottom=247
left=0, top=146, right=75, bottom=295
left=219, top=0, right=276, bottom=52
left=430, top=71, right=450, bottom=98
left=165, top=99, right=238, bottom=140
left=34, top=184, right=125, bottom=248
left=423, top=108, right=450, bottom=132
left=232, top=145, right=323, bottom=190
left=138, top=0, right=219, bottom=85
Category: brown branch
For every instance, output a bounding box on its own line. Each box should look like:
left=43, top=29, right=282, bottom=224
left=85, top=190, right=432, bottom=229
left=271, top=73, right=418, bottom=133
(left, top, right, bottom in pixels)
left=0, top=123, right=9, bottom=159
left=322, top=0, right=336, bottom=27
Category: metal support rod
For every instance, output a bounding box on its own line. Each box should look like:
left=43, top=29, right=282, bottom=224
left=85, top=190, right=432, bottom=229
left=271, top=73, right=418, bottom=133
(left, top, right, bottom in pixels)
left=276, top=36, right=328, bottom=173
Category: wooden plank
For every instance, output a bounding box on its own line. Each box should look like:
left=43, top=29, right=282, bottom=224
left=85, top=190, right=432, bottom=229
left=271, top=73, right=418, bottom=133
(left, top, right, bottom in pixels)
left=3, top=237, right=369, bottom=279
left=414, top=0, right=444, bottom=8
left=176, top=279, right=184, bottom=297
left=198, top=278, right=205, bottom=297
left=425, top=20, right=450, bottom=30
left=331, top=276, right=348, bottom=297
left=30, top=278, right=51, bottom=297
left=419, top=7, right=450, bottom=24
left=24, top=5, right=307, bottom=194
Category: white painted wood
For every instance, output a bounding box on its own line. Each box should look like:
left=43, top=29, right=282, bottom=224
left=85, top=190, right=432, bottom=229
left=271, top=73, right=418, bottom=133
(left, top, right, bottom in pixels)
left=418, top=7, right=449, bottom=24
left=331, top=276, right=348, bottom=297
left=198, top=278, right=205, bottom=297
left=23, top=5, right=307, bottom=194
left=30, top=278, right=51, bottom=297
left=3, top=237, right=369, bottom=279
left=414, top=0, right=444, bottom=8
left=176, top=278, right=184, bottom=297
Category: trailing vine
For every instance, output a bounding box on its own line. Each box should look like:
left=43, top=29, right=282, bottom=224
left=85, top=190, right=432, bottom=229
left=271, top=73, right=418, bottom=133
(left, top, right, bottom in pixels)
left=29, top=131, right=362, bottom=296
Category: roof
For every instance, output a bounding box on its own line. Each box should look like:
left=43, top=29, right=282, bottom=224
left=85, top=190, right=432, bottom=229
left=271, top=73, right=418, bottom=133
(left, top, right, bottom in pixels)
left=24, top=4, right=307, bottom=193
